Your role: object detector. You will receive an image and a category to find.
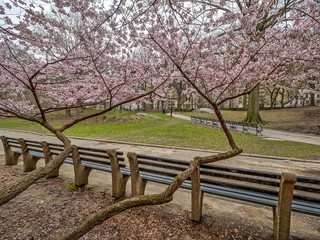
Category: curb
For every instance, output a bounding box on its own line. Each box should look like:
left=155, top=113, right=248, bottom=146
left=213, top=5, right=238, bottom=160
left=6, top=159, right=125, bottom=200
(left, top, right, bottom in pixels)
left=0, top=128, right=318, bottom=163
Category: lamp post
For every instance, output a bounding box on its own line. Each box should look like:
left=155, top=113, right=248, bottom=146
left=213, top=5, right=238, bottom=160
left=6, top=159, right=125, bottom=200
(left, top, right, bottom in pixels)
left=170, top=92, right=173, bottom=117
left=170, top=98, right=173, bottom=117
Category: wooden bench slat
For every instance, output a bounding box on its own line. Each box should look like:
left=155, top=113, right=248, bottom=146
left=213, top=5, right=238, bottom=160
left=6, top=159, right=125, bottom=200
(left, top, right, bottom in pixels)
left=138, top=160, right=188, bottom=172
left=291, top=201, right=320, bottom=217
left=294, top=183, right=320, bottom=193
left=139, top=166, right=181, bottom=178
left=200, top=177, right=279, bottom=196
left=78, top=151, right=110, bottom=159
left=200, top=169, right=280, bottom=186
left=201, top=164, right=281, bottom=179
left=136, top=154, right=189, bottom=165
left=200, top=185, right=278, bottom=207
left=140, top=172, right=192, bottom=189
left=77, top=146, right=124, bottom=156
left=8, top=143, right=21, bottom=148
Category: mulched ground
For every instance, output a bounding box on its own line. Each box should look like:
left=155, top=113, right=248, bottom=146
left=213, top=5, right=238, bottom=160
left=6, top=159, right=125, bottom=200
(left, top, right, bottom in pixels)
left=0, top=164, right=313, bottom=240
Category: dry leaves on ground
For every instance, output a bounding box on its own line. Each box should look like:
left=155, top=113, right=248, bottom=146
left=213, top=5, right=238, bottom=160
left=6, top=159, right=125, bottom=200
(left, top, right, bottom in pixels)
left=0, top=164, right=276, bottom=239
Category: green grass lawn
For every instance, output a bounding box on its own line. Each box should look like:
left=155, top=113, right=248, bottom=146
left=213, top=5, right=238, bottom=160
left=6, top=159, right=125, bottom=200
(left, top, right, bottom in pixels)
left=0, top=110, right=319, bottom=160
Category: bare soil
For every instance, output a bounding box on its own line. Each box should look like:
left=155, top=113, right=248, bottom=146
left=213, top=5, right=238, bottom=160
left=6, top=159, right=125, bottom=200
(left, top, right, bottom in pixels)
left=1, top=162, right=320, bottom=240
left=261, top=106, right=320, bottom=134
left=191, top=106, right=320, bottom=134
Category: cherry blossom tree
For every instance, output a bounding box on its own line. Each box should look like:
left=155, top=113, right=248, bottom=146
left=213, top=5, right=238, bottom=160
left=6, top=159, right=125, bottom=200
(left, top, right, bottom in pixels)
left=0, top=0, right=319, bottom=239
left=60, top=1, right=320, bottom=238
left=0, top=0, right=174, bottom=205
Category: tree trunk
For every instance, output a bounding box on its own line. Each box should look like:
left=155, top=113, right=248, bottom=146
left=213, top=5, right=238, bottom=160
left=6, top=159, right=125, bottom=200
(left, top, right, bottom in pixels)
left=76, top=107, right=82, bottom=119
left=294, top=97, right=298, bottom=107
left=242, top=94, right=248, bottom=110
left=59, top=105, right=242, bottom=240
left=243, top=86, right=264, bottom=124
left=172, top=80, right=185, bottom=111
left=58, top=148, right=242, bottom=240
left=0, top=146, right=73, bottom=206
left=65, top=108, right=72, bottom=117
left=310, top=93, right=315, bottom=106
left=271, top=88, right=280, bottom=109
left=309, top=83, right=315, bottom=106
left=280, top=88, right=285, bottom=108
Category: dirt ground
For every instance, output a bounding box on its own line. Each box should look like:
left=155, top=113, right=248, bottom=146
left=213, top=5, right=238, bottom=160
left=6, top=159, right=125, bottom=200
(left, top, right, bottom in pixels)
left=1, top=157, right=320, bottom=240
left=261, top=106, right=320, bottom=134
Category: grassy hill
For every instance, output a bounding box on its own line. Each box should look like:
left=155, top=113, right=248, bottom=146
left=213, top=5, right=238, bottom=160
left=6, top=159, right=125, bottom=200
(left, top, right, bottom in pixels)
left=182, top=106, right=320, bottom=134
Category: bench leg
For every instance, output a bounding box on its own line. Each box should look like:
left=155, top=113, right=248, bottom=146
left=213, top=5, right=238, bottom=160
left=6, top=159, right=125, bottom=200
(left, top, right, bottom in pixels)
left=22, top=155, right=41, bottom=172
left=256, top=128, right=262, bottom=136
left=107, top=150, right=130, bottom=198
left=72, top=146, right=92, bottom=186
left=40, top=141, right=61, bottom=178
left=18, top=138, right=40, bottom=172
left=0, top=136, right=21, bottom=165
left=127, top=152, right=148, bottom=196
left=131, top=177, right=147, bottom=196
left=273, top=172, right=296, bottom=240
left=191, top=165, right=203, bottom=222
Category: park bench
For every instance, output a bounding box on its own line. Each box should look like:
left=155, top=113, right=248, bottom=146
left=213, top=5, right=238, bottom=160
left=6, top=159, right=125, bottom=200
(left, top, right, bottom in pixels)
left=2, top=136, right=319, bottom=238
left=127, top=152, right=320, bottom=239
left=191, top=116, right=263, bottom=135
left=0, top=136, right=130, bottom=198
left=191, top=116, right=220, bottom=128
left=230, top=120, right=263, bottom=135
left=127, top=153, right=192, bottom=196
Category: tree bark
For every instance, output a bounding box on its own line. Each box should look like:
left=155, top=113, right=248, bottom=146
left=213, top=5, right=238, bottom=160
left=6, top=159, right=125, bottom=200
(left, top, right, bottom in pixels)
left=280, top=88, right=285, bottom=108
left=76, top=107, right=82, bottom=119
left=59, top=148, right=242, bottom=240
left=242, top=94, right=248, bottom=110
left=0, top=146, right=73, bottom=206
left=172, top=80, right=185, bottom=111
left=309, top=83, right=315, bottom=106
left=243, top=86, right=264, bottom=124
left=65, top=108, right=72, bottom=117
left=271, top=88, right=280, bottom=109
left=309, top=93, right=315, bottom=106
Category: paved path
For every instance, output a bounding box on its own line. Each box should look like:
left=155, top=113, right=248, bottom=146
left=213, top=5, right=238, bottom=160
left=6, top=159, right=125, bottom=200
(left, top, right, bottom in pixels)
left=169, top=113, right=320, bottom=146
left=0, top=129, right=319, bottom=177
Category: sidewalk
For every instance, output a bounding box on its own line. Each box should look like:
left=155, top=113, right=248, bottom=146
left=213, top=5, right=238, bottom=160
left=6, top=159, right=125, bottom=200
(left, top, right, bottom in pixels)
left=169, top=113, right=320, bottom=146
